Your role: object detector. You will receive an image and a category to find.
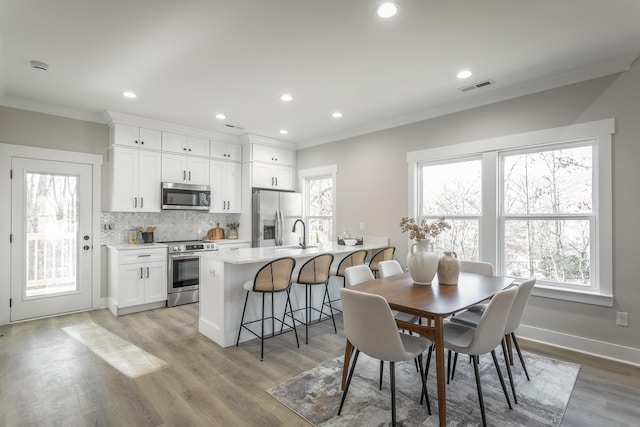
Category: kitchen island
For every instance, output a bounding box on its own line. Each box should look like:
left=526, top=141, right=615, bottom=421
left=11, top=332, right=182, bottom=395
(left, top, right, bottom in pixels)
left=197, top=241, right=388, bottom=347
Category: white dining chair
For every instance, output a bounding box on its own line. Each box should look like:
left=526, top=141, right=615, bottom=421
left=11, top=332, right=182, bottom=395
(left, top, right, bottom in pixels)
left=378, top=259, right=404, bottom=277
left=338, top=288, right=432, bottom=426
left=431, top=286, right=518, bottom=427
left=450, top=278, right=537, bottom=404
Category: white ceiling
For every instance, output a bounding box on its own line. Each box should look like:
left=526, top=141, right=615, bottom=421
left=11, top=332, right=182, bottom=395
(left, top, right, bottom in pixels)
left=1, top=0, right=639, bottom=148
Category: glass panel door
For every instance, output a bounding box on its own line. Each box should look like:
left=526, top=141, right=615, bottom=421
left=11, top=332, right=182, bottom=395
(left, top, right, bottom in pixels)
left=11, top=157, right=93, bottom=321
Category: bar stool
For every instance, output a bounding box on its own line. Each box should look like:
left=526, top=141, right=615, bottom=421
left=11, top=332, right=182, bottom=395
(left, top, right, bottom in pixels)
left=325, top=249, right=367, bottom=312
left=289, top=253, right=336, bottom=344
left=369, top=246, right=396, bottom=277
left=236, top=257, right=299, bottom=360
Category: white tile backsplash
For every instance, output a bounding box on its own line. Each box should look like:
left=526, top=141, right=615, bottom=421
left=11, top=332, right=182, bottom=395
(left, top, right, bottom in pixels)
left=100, top=211, right=240, bottom=245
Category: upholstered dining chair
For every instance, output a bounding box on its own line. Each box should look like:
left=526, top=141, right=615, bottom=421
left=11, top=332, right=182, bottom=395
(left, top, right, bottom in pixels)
left=235, top=257, right=298, bottom=360
left=378, top=259, right=404, bottom=277
left=338, top=288, right=432, bottom=426
left=449, top=278, right=537, bottom=404
left=347, top=263, right=422, bottom=388
left=325, top=249, right=368, bottom=313
left=369, top=246, right=396, bottom=277
left=290, top=253, right=336, bottom=344
left=429, top=286, right=518, bottom=427
left=459, top=260, right=494, bottom=313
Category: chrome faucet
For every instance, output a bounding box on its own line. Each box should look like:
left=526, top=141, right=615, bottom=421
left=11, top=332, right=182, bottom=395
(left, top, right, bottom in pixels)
left=292, top=219, right=307, bottom=249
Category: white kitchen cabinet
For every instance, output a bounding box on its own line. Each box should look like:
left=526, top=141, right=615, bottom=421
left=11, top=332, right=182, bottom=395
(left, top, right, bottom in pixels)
left=162, top=153, right=210, bottom=185
left=162, top=132, right=210, bottom=157
left=210, top=139, right=242, bottom=161
left=112, top=123, right=162, bottom=150
left=107, top=246, right=167, bottom=316
left=210, top=160, right=241, bottom=213
left=252, top=143, right=295, bottom=166
left=109, top=147, right=162, bottom=212
left=252, top=163, right=294, bottom=190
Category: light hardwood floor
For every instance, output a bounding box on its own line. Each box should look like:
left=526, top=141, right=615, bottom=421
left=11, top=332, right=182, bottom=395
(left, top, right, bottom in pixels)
left=0, top=304, right=638, bottom=426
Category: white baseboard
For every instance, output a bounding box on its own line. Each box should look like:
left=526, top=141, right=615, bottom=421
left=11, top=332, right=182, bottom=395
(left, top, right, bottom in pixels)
left=518, top=324, right=640, bottom=367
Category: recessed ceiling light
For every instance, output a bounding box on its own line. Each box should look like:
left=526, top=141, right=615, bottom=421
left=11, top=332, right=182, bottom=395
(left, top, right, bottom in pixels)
left=377, top=1, right=398, bottom=18
left=30, top=60, right=49, bottom=71
left=280, top=129, right=289, bottom=135
left=280, top=94, right=293, bottom=101
left=457, top=70, right=473, bottom=79
left=332, top=112, right=343, bottom=118
left=122, top=91, right=137, bottom=99
left=215, top=113, right=226, bottom=120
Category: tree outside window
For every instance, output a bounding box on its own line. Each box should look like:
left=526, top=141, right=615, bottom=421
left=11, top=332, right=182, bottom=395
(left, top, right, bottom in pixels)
left=307, top=175, right=333, bottom=245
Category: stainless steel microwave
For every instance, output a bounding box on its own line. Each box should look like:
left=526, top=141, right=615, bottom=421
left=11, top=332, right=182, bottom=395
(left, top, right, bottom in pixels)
left=162, top=182, right=211, bottom=211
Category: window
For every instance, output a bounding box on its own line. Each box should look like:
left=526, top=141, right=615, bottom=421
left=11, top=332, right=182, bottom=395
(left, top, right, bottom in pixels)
left=418, top=158, right=482, bottom=260
left=408, top=119, right=613, bottom=306
left=299, top=165, right=337, bottom=245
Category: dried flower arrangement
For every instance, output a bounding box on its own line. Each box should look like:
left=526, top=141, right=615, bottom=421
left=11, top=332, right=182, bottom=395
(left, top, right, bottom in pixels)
left=399, top=216, right=450, bottom=241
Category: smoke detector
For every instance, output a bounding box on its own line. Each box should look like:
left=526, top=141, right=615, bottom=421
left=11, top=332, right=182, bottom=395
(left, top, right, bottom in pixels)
left=30, top=60, right=49, bottom=71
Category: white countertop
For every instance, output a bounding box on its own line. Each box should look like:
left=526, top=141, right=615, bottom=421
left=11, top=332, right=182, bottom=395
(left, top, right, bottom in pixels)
left=106, top=243, right=168, bottom=250
left=198, top=242, right=386, bottom=264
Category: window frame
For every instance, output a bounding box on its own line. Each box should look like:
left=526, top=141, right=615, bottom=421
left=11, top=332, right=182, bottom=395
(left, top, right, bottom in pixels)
left=298, top=165, right=337, bottom=245
left=407, top=119, right=613, bottom=306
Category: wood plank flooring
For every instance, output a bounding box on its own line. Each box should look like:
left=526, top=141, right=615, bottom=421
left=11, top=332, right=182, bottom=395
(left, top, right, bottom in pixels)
left=0, top=304, right=638, bottom=426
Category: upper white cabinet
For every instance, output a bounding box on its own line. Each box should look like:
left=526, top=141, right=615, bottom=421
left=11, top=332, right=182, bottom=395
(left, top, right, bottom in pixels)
left=252, top=163, right=294, bottom=191
left=210, top=160, right=241, bottom=213
left=210, top=139, right=242, bottom=161
left=109, top=147, right=162, bottom=212
left=252, top=143, right=295, bottom=166
left=112, top=124, right=162, bottom=150
left=162, top=153, right=209, bottom=185
left=162, top=132, right=210, bottom=157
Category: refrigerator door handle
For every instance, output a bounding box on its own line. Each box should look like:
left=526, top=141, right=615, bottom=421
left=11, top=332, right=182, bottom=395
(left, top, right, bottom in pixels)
left=275, top=210, right=281, bottom=246
left=278, top=209, right=284, bottom=246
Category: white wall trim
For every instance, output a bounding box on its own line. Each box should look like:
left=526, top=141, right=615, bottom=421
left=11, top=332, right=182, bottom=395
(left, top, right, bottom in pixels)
left=518, top=324, right=640, bottom=367
left=0, top=143, right=103, bottom=325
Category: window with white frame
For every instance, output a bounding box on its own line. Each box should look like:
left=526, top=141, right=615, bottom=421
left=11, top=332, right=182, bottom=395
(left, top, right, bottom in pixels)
left=300, top=165, right=337, bottom=245
left=408, top=119, right=613, bottom=306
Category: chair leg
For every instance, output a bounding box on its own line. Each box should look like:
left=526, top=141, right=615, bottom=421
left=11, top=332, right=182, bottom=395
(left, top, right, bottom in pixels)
left=261, top=293, right=266, bottom=361
left=286, top=289, right=300, bottom=348
left=390, top=361, right=396, bottom=427
left=323, top=281, right=337, bottom=333
left=471, top=355, right=487, bottom=427
left=447, top=350, right=451, bottom=384
left=491, top=349, right=513, bottom=410
left=379, top=361, right=384, bottom=390
left=236, top=291, right=250, bottom=346
left=421, top=345, right=433, bottom=406
left=417, top=354, right=431, bottom=415
left=338, top=349, right=360, bottom=416
left=512, top=332, right=530, bottom=381
left=501, top=338, right=518, bottom=404
left=305, top=284, right=310, bottom=344
left=451, top=351, right=459, bottom=380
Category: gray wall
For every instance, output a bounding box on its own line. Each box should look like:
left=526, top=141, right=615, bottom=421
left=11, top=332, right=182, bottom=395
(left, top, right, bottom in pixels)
left=0, top=106, right=110, bottom=209
left=297, top=64, right=640, bottom=359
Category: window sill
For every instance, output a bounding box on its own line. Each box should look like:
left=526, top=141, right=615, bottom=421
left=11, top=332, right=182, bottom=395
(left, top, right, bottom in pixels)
left=532, top=285, right=613, bottom=307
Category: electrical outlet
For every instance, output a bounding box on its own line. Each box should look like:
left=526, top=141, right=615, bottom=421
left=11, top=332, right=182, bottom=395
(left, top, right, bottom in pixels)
left=616, top=311, right=629, bottom=327
left=360, top=222, right=365, bottom=231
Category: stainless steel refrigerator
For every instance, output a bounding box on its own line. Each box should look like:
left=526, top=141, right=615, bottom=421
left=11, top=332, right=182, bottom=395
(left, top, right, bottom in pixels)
left=252, top=189, right=302, bottom=247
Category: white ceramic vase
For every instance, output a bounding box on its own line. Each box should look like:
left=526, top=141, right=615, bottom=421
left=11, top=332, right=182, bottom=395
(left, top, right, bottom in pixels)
left=407, top=240, right=439, bottom=285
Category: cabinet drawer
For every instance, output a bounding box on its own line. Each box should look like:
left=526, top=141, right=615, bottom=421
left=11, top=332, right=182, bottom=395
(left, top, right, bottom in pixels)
left=120, top=249, right=166, bottom=264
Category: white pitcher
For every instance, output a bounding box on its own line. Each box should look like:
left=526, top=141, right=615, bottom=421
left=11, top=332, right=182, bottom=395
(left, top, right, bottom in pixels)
left=407, top=240, right=439, bottom=285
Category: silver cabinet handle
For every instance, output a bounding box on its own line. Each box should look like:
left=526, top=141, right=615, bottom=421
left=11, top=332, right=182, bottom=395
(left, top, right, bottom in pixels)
left=140, top=267, right=143, bottom=279
left=140, top=197, right=144, bottom=208
left=146, top=267, right=150, bottom=278
left=189, top=171, right=191, bottom=181
left=134, top=197, right=137, bottom=208
left=183, top=170, right=186, bottom=181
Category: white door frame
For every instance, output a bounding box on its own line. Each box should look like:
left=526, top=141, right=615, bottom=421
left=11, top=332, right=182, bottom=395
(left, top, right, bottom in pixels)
left=0, top=143, right=103, bottom=324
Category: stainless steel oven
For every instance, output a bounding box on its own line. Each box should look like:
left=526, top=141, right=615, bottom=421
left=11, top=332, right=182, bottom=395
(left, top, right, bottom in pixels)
left=164, top=240, right=217, bottom=307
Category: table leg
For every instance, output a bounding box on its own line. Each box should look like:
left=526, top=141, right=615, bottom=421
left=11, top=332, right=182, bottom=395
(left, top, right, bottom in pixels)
left=434, top=316, right=446, bottom=426
left=341, top=339, right=353, bottom=390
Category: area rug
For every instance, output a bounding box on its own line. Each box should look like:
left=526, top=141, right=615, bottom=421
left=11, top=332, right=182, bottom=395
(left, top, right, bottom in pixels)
left=268, top=351, right=579, bottom=426
left=62, top=323, right=169, bottom=378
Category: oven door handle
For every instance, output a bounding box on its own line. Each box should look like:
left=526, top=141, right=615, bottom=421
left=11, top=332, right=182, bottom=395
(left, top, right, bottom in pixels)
left=169, top=253, right=199, bottom=260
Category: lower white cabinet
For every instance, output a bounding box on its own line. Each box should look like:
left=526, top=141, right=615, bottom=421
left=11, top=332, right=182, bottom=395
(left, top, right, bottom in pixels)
left=107, top=246, right=167, bottom=316
left=215, top=241, right=251, bottom=251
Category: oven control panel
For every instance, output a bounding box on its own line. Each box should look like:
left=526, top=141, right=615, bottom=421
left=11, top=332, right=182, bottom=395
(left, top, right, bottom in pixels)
left=168, top=241, right=218, bottom=253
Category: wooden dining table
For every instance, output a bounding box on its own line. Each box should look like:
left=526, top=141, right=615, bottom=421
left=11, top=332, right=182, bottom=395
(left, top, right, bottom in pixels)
left=343, top=271, right=515, bottom=427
